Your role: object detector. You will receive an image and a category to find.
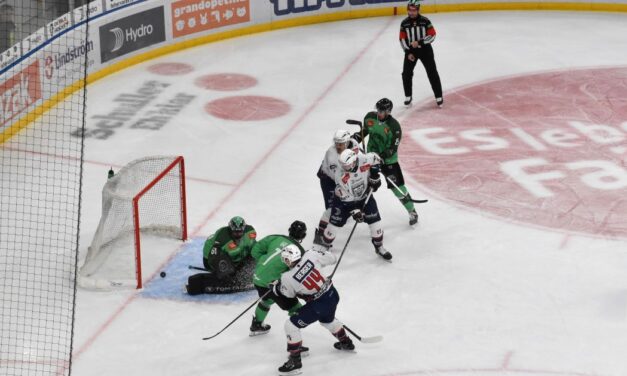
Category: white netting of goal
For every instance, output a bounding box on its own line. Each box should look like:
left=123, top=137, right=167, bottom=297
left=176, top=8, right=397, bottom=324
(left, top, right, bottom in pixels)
left=78, top=156, right=187, bottom=290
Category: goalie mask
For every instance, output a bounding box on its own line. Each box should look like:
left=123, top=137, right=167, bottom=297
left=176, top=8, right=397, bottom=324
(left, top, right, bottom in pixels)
left=228, top=216, right=246, bottom=239
left=281, top=244, right=302, bottom=267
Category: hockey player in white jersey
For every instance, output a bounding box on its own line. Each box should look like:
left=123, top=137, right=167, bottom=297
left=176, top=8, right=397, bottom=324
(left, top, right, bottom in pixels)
left=315, top=130, right=360, bottom=244
left=314, top=148, right=392, bottom=260
left=271, top=245, right=355, bottom=375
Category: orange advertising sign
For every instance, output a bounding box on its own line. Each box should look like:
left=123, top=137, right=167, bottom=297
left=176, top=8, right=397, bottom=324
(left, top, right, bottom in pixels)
left=1, top=60, right=42, bottom=127
left=171, top=0, right=250, bottom=38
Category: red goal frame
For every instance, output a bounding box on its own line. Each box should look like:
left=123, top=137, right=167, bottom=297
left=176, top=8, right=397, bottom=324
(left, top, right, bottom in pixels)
left=131, top=156, right=187, bottom=289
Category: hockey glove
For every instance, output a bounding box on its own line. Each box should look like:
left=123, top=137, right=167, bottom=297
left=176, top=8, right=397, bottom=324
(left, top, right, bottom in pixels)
left=369, top=176, right=381, bottom=192
left=370, top=165, right=380, bottom=179
left=211, top=253, right=235, bottom=279
left=351, top=209, right=365, bottom=223
left=268, top=280, right=282, bottom=297
left=369, top=165, right=381, bottom=192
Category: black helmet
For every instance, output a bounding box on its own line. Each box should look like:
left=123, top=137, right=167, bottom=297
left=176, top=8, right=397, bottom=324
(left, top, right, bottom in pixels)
left=376, top=98, right=393, bottom=113
left=288, top=220, right=307, bottom=241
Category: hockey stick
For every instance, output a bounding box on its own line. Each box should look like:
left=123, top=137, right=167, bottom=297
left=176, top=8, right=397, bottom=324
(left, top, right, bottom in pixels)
left=346, top=119, right=366, bottom=152
left=188, top=265, right=209, bottom=272
left=328, top=189, right=374, bottom=280
left=343, top=324, right=383, bottom=344
left=385, top=175, right=428, bottom=204
left=202, top=290, right=272, bottom=341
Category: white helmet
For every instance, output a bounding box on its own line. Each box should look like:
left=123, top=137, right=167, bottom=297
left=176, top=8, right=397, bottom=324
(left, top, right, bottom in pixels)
left=339, top=149, right=357, bottom=171
left=333, top=130, right=351, bottom=145
left=281, top=244, right=302, bottom=266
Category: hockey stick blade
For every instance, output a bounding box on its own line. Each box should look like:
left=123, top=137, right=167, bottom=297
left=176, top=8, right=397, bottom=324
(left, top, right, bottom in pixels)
left=384, top=175, right=428, bottom=204
left=359, top=335, right=384, bottom=344
left=410, top=198, right=428, bottom=204
left=345, top=119, right=362, bottom=126
left=188, top=265, right=208, bottom=272
left=343, top=324, right=383, bottom=344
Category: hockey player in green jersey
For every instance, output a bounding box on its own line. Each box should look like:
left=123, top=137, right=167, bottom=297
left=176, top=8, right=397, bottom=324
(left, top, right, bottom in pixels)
left=249, top=220, right=307, bottom=337
left=354, top=98, right=419, bottom=225
left=186, top=216, right=257, bottom=295
left=203, top=216, right=257, bottom=273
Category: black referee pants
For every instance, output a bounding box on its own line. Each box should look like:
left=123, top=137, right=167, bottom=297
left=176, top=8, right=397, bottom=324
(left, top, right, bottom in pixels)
left=402, top=44, right=442, bottom=99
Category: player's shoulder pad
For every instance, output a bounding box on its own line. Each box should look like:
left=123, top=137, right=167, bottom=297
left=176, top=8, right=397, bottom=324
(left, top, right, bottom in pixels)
left=400, top=17, right=412, bottom=26
left=309, top=248, right=331, bottom=260
left=364, top=112, right=377, bottom=127
left=244, top=225, right=256, bottom=237
left=387, top=115, right=401, bottom=126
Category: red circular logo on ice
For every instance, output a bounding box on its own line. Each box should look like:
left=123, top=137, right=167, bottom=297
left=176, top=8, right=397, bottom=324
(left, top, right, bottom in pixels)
left=402, top=67, right=627, bottom=238
left=195, top=73, right=258, bottom=91
left=148, top=62, right=194, bottom=75
left=205, top=96, right=291, bottom=121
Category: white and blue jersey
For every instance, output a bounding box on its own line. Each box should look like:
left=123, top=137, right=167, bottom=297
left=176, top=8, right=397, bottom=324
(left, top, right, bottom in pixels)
left=278, top=250, right=336, bottom=301
left=277, top=250, right=341, bottom=328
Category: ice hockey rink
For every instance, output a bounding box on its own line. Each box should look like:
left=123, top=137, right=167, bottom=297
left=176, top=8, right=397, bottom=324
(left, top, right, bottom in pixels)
left=5, top=10, right=627, bottom=376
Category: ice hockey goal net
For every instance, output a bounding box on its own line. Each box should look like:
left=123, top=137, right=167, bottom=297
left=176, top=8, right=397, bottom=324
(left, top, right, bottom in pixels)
left=79, top=156, right=187, bottom=289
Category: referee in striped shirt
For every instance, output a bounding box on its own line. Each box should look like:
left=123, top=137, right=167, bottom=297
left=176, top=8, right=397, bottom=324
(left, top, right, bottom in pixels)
left=399, top=0, right=443, bottom=107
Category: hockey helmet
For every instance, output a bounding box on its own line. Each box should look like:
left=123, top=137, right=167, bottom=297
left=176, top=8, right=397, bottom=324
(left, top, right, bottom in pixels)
left=339, top=149, right=358, bottom=172
left=376, top=98, right=393, bottom=113
left=288, top=220, right=307, bottom=242
left=281, top=244, right=302, bottom=267
left=407, top=0, right=421, bottom=10
left=333, top=129, right=352, bottom=153
left=228, top=216, right=246, bottom=238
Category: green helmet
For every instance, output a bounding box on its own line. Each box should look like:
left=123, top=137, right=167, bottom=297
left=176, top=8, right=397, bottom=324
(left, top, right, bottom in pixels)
left=228, top=216, right=246, bottom=237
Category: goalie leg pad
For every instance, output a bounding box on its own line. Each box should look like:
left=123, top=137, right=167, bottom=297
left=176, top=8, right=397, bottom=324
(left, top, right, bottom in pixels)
left=186, top=273, right=217, bottom=295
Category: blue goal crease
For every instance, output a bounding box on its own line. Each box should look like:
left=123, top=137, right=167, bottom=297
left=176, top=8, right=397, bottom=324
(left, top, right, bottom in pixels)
left=140, top=237, right=256, bottom=304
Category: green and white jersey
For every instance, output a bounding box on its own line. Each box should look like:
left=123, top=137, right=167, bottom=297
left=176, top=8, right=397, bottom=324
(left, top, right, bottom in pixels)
left=251, top=235, right=304, bottom=288
left=362, top=111, right=402, bottom=165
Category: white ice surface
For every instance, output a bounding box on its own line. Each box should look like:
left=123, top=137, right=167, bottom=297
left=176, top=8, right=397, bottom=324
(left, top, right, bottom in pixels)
left=5, top=11, right=627, bottom=376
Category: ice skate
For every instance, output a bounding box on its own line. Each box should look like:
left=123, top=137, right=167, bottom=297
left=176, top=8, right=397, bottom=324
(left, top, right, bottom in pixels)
left=409, top=209, right=419, bottom=226
left=249, top=317, right=270, bottom=336
left=278, top=354, right=302, bottom=375
left=375, top=245, right=392, bottom=261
